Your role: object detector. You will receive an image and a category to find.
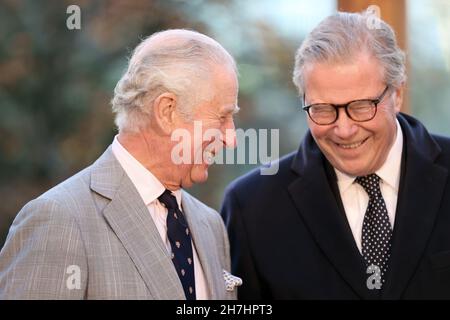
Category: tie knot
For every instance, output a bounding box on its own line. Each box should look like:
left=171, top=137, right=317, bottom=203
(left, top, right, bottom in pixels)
left=355, top=174, right=381, bottom=197
left=158, top=189, right=178, bottom=211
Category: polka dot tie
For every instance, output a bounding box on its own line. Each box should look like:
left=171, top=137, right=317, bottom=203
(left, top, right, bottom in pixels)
left=355, top=174, right=393, bottom=286
left=158, top=189, right=196, bottom=300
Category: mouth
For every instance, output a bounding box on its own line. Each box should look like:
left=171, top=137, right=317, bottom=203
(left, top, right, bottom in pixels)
left=203, top=149, right=215, bottom=164
left=336, top=137, right=369, bottom=149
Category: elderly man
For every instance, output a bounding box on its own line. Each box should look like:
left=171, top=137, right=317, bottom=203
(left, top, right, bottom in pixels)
left=222, top=11, right=450, bottom=299
left=0, top=29, right=240, bottom=299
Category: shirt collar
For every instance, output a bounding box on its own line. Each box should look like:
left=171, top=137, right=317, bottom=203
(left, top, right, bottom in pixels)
left=111, top=135, right=182, bottom=208
left=335, top=119, right=403, bottom=192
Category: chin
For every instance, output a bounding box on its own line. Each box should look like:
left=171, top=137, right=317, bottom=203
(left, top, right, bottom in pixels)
left=344, top=168, right=373, bottom=177
left=187, top=168, right=209, bottom=186
left=193, top=173, right=209, bottom=184
left=335, top=161, right=370, bottom=177
left=181, top=181, right=194, bottom=189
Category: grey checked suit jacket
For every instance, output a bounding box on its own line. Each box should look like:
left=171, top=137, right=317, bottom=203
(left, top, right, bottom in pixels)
left=0, top=147, right=235, bottom=299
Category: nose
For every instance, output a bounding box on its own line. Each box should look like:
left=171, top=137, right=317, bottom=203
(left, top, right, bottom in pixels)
left=333, top=109, right=358, bottom=139
left=222, top=119, right=237, bottom=149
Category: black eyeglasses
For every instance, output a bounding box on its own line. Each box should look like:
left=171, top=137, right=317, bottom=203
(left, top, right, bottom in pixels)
left=302, top=86, right=390, bottom=125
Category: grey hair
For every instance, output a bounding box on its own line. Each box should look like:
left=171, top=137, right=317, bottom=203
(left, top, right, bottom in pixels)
left=111, top=29, right=237, bottom=133
left=292, top=11, right=406, bottom=95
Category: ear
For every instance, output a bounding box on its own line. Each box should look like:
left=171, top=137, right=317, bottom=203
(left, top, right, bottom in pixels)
left=393, top=84, right=405, bottom=113
left=152, top=92, right=178, bottom=135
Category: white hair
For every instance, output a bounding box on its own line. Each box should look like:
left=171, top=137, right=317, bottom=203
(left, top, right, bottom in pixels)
left=293, top=11, right=406, bottom=95
left=111, top=29, right=237, bottom=133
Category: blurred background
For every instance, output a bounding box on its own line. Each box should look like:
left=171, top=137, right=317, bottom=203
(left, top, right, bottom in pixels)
left=0, top=0, right=449, bottom=247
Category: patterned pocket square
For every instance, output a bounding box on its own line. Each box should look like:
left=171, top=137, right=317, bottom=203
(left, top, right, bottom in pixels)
left=223, top=269, right=243, bottom=291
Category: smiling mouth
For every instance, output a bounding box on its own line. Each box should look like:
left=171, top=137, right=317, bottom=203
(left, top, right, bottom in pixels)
left=336, top=137, right=369, bottom=149
left=203, top=149, right=215, bottom=164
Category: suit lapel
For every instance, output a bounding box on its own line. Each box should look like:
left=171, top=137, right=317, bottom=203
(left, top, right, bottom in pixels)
left=91, top=147, right=185, bottom=300
left=288, top=143, right=373, bottom=298
left=288, top=114, right=448, bottom=299
left=382, top=114, right=448, bottom=299
left=182, top=192, right=226, bottom=299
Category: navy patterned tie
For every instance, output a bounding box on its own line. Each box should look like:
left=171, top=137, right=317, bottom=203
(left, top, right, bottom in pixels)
left=356, top=174, right=393, bottom=287
left=158, top=189, right=196, bottom=300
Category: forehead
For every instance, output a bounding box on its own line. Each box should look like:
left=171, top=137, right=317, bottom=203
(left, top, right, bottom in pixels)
left=195, top=65, right=238, bottom=113
left=304, top=53, right=385, bottom=103
left=213, top=64, right=238, bottom=92
left=212, top=65, right=238, bottom=99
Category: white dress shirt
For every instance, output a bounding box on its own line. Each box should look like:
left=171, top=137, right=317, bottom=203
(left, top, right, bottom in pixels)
left=335, top=120, right=403, bottom=254
left=111, top=136, right=209, bottom=299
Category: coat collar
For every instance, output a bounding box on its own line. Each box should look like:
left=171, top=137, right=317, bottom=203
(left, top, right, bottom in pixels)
left=90, top=147, right=225, bottom=299
left=288, top=113, right=448, bottom=299
left=90, top=147, right=185, bottom=299
left=382, top=113, right=448, bottom=299
left=182, top=191, right=227, bottom=299
left=288, top=134, right=374, bottom=298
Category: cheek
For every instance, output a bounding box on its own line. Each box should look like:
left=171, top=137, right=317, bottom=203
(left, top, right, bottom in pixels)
left=310, top=125, right=331, bottom=145
left=377, top=103, right=398, bottom=121
left=189, top=137, right=204, bottom=162
left=180, top=164, right=193, bottom=177
left=309, top=121, right=322, bottom=136
left=368, top=119, right=396, bottom=152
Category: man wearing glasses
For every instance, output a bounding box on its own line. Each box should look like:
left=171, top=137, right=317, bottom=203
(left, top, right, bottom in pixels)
left=221, top=11, right=450, bottom=299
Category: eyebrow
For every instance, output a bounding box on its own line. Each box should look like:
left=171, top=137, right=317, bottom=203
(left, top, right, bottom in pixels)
left=304, top=90, right=385, bottom=106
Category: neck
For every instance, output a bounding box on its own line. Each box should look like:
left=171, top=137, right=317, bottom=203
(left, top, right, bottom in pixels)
left=117, top=130, right=180, bottom=190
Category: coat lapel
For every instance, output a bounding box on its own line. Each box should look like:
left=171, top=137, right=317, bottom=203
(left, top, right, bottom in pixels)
left=90, top=147, right=185, bottom=300
left=182, top=191, right=226, bottom=299
left=381, top=114, right=448, bottom=299
left=290, top=114, right=449, bottom=299
left=288, top=139, right=373, bottom=298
